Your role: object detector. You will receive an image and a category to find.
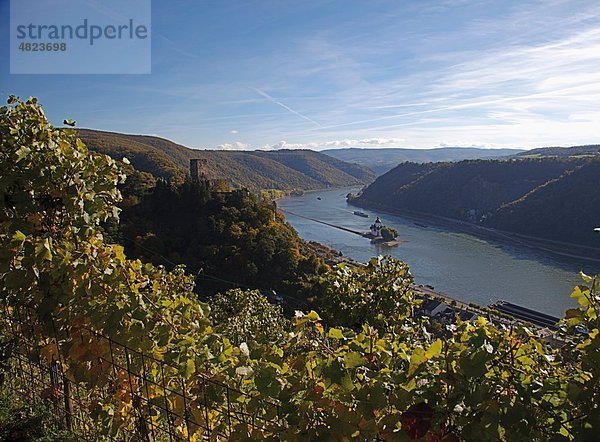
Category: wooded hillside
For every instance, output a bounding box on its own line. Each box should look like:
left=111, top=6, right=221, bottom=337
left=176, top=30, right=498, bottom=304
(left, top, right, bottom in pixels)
left=352, top=158, right=600, bottom=248
left=78, top=129, right=375, bottom=190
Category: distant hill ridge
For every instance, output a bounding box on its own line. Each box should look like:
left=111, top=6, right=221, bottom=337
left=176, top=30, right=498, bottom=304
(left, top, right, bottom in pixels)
left=515, top=144, right=600, bottom=158
left=78, top=129, right=375, bottom=190
left=323, top=147, right=526, bottom=175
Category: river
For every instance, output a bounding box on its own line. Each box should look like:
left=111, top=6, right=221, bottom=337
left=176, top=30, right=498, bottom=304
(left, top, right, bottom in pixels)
left=278, top=187, right=600, bottom=317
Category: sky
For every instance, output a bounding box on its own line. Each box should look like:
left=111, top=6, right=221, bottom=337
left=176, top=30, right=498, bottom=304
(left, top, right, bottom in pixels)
left=2, top=0, right=600, bottom=151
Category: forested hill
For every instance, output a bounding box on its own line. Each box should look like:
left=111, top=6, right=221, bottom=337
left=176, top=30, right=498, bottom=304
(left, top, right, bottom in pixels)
left=487, top=159, right=600, bottom=245
left=78, top=129, right=375, bottom=190
left=515, top=144, right=600, bottom=159
left=323, top=147, right=524, bottom=175
left=351, top=157, right=600, bottom=248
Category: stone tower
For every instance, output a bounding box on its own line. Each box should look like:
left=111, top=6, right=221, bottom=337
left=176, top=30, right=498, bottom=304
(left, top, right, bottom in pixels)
left=190, top=159, right=209, bottom=182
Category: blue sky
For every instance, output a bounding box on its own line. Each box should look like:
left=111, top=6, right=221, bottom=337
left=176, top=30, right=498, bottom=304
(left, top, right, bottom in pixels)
left=2, top=0, right=600, bottom=150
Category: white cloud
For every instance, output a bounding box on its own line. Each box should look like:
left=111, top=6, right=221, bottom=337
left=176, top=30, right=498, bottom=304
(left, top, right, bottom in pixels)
left=261, top=138, right=406, bottom=150
left=215, top=141, right=249, bottom=150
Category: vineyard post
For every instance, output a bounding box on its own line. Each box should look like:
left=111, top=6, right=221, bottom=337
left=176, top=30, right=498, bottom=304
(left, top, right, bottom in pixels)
left=63, top=375, right=74, bottom=431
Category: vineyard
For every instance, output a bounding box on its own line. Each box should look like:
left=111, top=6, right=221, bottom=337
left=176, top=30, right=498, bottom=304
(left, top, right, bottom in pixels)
left=1, top=97, right=599, bottom=440
left=1, top=301, right=281, bottom=440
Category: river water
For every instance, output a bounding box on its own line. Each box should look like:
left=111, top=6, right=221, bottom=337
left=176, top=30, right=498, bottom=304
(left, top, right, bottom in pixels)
left=278, top=187, right=599, bottom=317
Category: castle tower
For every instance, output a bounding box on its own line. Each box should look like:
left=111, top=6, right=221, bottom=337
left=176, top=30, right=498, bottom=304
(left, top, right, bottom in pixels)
left=370, top=217, right=383, bottom=236
left=190, top=159, right=209, bottom=182
left=189, top=159, right=231, bottom=192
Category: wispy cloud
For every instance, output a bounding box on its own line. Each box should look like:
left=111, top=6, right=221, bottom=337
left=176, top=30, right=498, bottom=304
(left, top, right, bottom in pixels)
left=157, top=35, right=198, bottom=59
left=261, top=138, right=406, bottom=150
left=251, top=87, right=322, bottom=128
left=268, top=10, right=600, bottom=147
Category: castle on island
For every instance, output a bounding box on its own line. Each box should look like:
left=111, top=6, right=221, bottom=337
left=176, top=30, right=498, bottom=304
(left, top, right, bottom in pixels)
left=369, top=217, right=383, bottom=237
left=366, top=216, right=399, bottom=245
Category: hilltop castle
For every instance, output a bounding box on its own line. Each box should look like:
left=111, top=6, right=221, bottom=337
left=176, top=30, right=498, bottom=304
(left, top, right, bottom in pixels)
left=189, top=159, right=230, bottom=191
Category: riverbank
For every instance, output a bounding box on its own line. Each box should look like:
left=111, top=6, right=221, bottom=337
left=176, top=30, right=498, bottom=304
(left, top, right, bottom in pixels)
left=372, top=238, right=402, bottom=247
left=271, top=186, right=362, bottom=201
left=349, top=199, right=600, bottom=264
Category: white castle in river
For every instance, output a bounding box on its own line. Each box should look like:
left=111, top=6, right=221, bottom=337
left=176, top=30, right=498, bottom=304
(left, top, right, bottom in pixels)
left=369, top=217, right=383, bottom=237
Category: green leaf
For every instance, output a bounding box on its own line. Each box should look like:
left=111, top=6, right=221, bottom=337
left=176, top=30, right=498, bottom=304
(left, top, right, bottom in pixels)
left=255, top=366, right=279, bottom=397
left=328, top=328, right=344, bottom=339
left=104, top=310, right=123, bottom=334
left=408, top=347, right=427, bottom=377
left=35, top=238, right=52, bottom=261
left=15, top=146, right=31, bottom=162
left=570, top=285, right=591, bottom=307
left=12, top=230, right=26, bottom=244
left=306, top=311, right=321, bottom=322
left=341, top=373, right=354, bottom=391
left=461, top=350, right=491, bottom=378
left=322, top=359, right=345, bottom=385
left=425, top=339, right=443, bottom=359
left=37, top=296, right=58, bottom=316
left=344, top=351, right=367, bottom=369
left=185, top=358, right=195, bottom=379
left=580, top=271, right=593, bottom=283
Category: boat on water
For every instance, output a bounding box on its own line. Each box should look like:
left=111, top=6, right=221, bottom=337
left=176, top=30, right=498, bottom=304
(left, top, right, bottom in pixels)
left=414, top=222, right=428, bottom=228
left=353, top=211, right=369, bottom=218
left=317, top=197, right=322, bottom=200
left=491, top=300, right=560, bottom=330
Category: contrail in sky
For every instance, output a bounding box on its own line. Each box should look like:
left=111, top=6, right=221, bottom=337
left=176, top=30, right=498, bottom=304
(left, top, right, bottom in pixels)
left=251, top=87, right=322, bottom=127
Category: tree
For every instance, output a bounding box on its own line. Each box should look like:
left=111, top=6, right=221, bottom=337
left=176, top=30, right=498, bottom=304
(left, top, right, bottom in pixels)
left=380, top=226, right=398, bottom=241
left=209, top=289, right=289, bottom=345
left=319, top=256, right=414, bottom=331
left=118, top=176, right=328, bottom=299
